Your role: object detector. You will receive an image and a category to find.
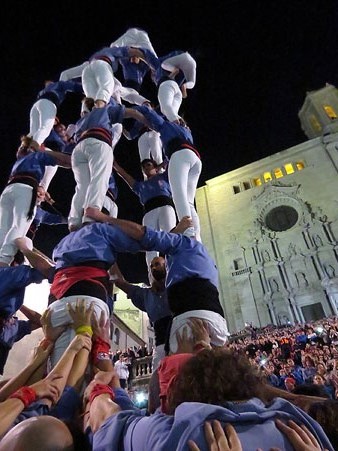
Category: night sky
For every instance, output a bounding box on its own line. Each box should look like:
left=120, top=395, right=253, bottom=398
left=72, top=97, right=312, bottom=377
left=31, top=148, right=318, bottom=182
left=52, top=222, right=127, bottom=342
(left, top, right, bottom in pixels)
left=1, top=1, right=338, bottom=282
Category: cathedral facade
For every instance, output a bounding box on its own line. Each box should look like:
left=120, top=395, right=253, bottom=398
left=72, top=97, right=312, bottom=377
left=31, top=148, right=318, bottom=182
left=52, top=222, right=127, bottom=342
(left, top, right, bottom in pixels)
left=196, top=84, right=338, bottom=333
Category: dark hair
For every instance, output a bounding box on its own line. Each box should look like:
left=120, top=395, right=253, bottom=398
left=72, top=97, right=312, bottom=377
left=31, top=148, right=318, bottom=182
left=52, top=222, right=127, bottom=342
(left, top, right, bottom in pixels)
left=166, top=348, right=268, bottom=414
left=141, top=158, right=157, bottom=167
left=308, top=400, right=338, bottom=450
left=292, top=384, right=330, bottom=398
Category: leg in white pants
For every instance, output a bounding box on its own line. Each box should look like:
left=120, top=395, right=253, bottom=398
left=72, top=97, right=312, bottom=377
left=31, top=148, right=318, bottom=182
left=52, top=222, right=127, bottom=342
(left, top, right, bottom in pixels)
left=69, top=138, right=113, bottom=228
left=110, top=28, right=157, bottom=56
left=158, top=80, right=182, bottom=122
left=0, top=184, right=36, bottom=265
left=168, top=149, right=202, bottom=241
left=29, top=99, right=57, bottom=145
left=151, top=344, right=166, bottom=371
left=48, top=295, right=110, bottom=368
left=82, top=60, right=115, bottom=104
left=138, top=130, right=163, bottom=166
left=161, top=52, right=196, bottom=89
left=39, top=165, right=58, bottom=192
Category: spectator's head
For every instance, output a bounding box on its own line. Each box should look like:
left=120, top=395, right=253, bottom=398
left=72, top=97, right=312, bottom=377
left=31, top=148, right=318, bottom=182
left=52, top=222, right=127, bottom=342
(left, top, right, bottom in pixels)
left=0, top=416, right=74, bottom=451
left=166, top=349, right=269, bottom=414
left=284, top=377, right=296, bottom=392
left=308, top=400, right=338, bottom=451
left=313, top=374, right=326, bottom=385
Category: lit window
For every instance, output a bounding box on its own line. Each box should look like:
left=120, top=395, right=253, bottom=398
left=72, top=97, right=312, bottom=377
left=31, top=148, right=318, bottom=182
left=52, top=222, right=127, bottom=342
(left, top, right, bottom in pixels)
left=309, top=115, right=322, bottom=132
left=263, top=172, right=272, bottom=182
left=296, top=161, right=304, bottom=170
left=323, top=105, right=337, bottom=120
left=253, top=178, right=262, bottom=186
left=284, top=163, right=294, bottom=175
left=243, top=181, right=251, bottom=190
left=233, top=185, right=240, bottom=194
left=274, top=168, right=283, bottom=179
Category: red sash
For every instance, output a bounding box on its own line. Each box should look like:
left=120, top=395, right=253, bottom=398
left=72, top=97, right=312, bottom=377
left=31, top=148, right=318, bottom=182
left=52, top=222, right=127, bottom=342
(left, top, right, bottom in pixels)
left=50, top=266, right=108, bottom=299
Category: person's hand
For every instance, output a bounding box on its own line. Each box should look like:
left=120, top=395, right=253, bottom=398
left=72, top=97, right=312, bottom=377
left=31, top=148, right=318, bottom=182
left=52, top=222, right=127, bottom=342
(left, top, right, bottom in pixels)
left=30, top=374, right=62, bottom=404
left=68, top=334, right=92, bottom=353
left=30, top=339, right=54, bottom=367
left=84, top=206, right=106, bottom=222
left=176, top=319, right=211, bottom=354
left=256, top=419, right=329, bottom=451
left=83, top=370, right=119, bottom=405
left=176, top=324, right=194, bottom=354
left=41, top=308, right=67, bottom=342
left=272, top=419, right=327, bottom=451
left=189, top=318, right=211, bottom=349
left=92, top=310, right=111, bottom=342
left=171, top=216, right=193, bottom=234
left=188, top=421, right=242, bottom=451
left=67, top=298, right=94, bottom=332
left=94, top=370, right=119, bottom=387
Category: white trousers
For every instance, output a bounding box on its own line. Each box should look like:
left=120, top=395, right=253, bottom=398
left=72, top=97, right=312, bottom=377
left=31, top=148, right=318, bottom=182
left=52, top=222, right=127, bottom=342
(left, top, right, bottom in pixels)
left=47, top=295, right=110, bottom=368
left=110, top=28, right=157, bottom=56
left=39, top=164, right=58, bottom=192
left=138, top=130, right=163, bottom=165
left=169, top=310, right=229, bottom=354
left=161, top=52, right=196, bottom=89
left=29, top=99, right=57, bottom=145
left=142, top=205, right=177, bottom=281
left=82, top=60, right=115, bottom=104
left=158, top=80, right=182, bottom=122
left=69, top=138, right=113, bottom=228
left=0, top=184, right=36, bottom=265
left=152, top=344, right=166, bottom=372
left=168, top=149, right=202, bottom=241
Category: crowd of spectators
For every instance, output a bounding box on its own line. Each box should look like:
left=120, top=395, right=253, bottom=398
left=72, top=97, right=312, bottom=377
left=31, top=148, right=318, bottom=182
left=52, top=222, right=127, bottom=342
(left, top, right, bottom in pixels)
left=226, top=316, right=338, bottom=400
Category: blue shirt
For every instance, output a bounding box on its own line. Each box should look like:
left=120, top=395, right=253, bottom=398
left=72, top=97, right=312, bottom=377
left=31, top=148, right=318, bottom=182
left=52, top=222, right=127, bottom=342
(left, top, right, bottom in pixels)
left=118, top=57, right=151, bottom=92
left=127, top=285, right=171, bottom=323
left=0, top=265, right=45, bottom=318
left=52, top=223, right=144, bottom=270
left=89, top=46, right=130, bottom=71
left=133, top=172, right=172, bottom=205
left=74, top=103, right=125, bottom=144
left=44, top=128, right=66, bottom=153
left=92, top=397, right=334, bottom=451
left=37, top=80, right=83, bottom=109
left=134, top=106, right=194, bottom=157
left=140, top=228, right=219, bottom=289
left=107, top=173, right=118, bottom=200
left=11, top=151, right=57, bottom=182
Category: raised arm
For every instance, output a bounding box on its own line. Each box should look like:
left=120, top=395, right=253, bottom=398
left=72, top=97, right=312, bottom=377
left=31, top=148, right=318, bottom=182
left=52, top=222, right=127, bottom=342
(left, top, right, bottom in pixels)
left=19, top=305, right=41, bottom=331
left=113, top=161, right=136, bottom=189
left=44, top=149, right=72, bottom=168
left=14, top=237, right=54, bottom=279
